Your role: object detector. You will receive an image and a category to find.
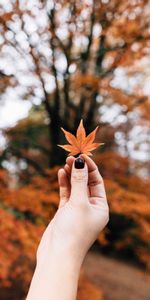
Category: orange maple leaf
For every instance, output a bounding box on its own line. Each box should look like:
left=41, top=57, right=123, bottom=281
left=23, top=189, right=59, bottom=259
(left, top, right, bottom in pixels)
left=58, top=119, right=104, bottom=156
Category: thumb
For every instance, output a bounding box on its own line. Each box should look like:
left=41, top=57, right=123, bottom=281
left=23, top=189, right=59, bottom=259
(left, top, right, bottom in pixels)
left=70, top=157, right=88, bottom=204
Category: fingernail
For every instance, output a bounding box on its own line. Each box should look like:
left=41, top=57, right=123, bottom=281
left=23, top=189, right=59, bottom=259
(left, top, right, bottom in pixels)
left=75, top=157, right=85, bottom=169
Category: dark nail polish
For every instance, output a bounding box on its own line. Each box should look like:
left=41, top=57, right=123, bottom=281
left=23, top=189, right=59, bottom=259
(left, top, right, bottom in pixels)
left=75, top=157, right=85, bottom=169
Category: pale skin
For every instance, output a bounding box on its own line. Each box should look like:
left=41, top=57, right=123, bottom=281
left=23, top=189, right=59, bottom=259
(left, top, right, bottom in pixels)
left=26, top=154, right=109, bottom=300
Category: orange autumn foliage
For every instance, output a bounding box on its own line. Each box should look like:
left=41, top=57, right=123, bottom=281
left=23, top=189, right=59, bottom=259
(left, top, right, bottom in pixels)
left=0, top=151, right=150, bottom=290
left=0, top=169, right=103, bottom=299
left=0, top=0, right=150, bottom=298
left=77, top=272, right=103, bottom=300
left=0, top=207, right=44, bottom=288
left=0, top=206, right=103, bottom=299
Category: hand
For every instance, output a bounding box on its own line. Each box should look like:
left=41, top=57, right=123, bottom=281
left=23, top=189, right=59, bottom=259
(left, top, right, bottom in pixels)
left=37, top=155, right=109, bottom=267
left=27, top=155, right=109, bottom=300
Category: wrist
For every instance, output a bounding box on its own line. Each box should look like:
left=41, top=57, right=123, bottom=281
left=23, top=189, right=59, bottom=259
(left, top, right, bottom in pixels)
left=36, top=242, right=84, bottom=276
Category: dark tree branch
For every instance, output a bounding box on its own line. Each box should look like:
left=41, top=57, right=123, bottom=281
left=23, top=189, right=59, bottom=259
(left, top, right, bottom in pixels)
left=85, top=91, right=98, bottom=128
left=81, top=0, right=95, bottom=73
left=95, top=34, right=106, bottom=74
left=48, top=8, right=61, bottom=115
left=48, top=3, right=78, bottom=128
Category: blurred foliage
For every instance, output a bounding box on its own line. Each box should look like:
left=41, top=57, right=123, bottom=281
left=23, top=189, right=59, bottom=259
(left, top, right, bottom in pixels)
left=0, top=0, right=150, bottom=167
left=0, top=153, right=150, bottom=298
left=0, top=167, right=103, bottom=299
left=0, top=0, right=150, bottom=299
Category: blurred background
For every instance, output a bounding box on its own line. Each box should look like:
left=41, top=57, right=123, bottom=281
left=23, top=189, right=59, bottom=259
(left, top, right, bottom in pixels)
left=0, top=0, right=150, bottom=299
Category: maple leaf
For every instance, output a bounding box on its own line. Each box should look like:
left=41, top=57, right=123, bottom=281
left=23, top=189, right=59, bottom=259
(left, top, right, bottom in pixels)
left=58, top=119, right=104, bottom=156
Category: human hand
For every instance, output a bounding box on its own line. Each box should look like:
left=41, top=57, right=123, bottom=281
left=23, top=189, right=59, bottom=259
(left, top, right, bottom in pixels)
left=27, top=155, right=109, bottom=300
left=37, top=155, right=109, bottom=267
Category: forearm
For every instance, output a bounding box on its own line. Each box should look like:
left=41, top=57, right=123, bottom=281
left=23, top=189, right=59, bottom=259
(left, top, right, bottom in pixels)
left=26, top=247, right=83, bottom=300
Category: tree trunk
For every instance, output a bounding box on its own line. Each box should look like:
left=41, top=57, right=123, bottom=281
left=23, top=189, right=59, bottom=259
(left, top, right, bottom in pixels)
left=48, top=118, right=66, bottom=167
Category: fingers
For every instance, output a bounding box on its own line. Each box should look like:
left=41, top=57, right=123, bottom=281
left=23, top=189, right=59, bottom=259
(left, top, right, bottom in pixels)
left=58, top=168, right=70, bottom=208
left=64, top=156, right=75, bottom=176
left=80, top=154, right=101, bottom=174
left=66, top=156, right=75, bottom=165
left=70, top=158, right=89, bottom=205
left=80, top=154, right=107, bottom=200
left=59, top=154, right=106, bottom=207
left=65, top=156, right=90, bottom=198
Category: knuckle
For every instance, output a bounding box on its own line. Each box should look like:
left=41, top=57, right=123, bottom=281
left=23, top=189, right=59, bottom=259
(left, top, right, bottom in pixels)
left=71, top=173, right=87, bottom=182
left=90, top=178, right=102, bottom=186
left=61, top=191, right=67, bottom=198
